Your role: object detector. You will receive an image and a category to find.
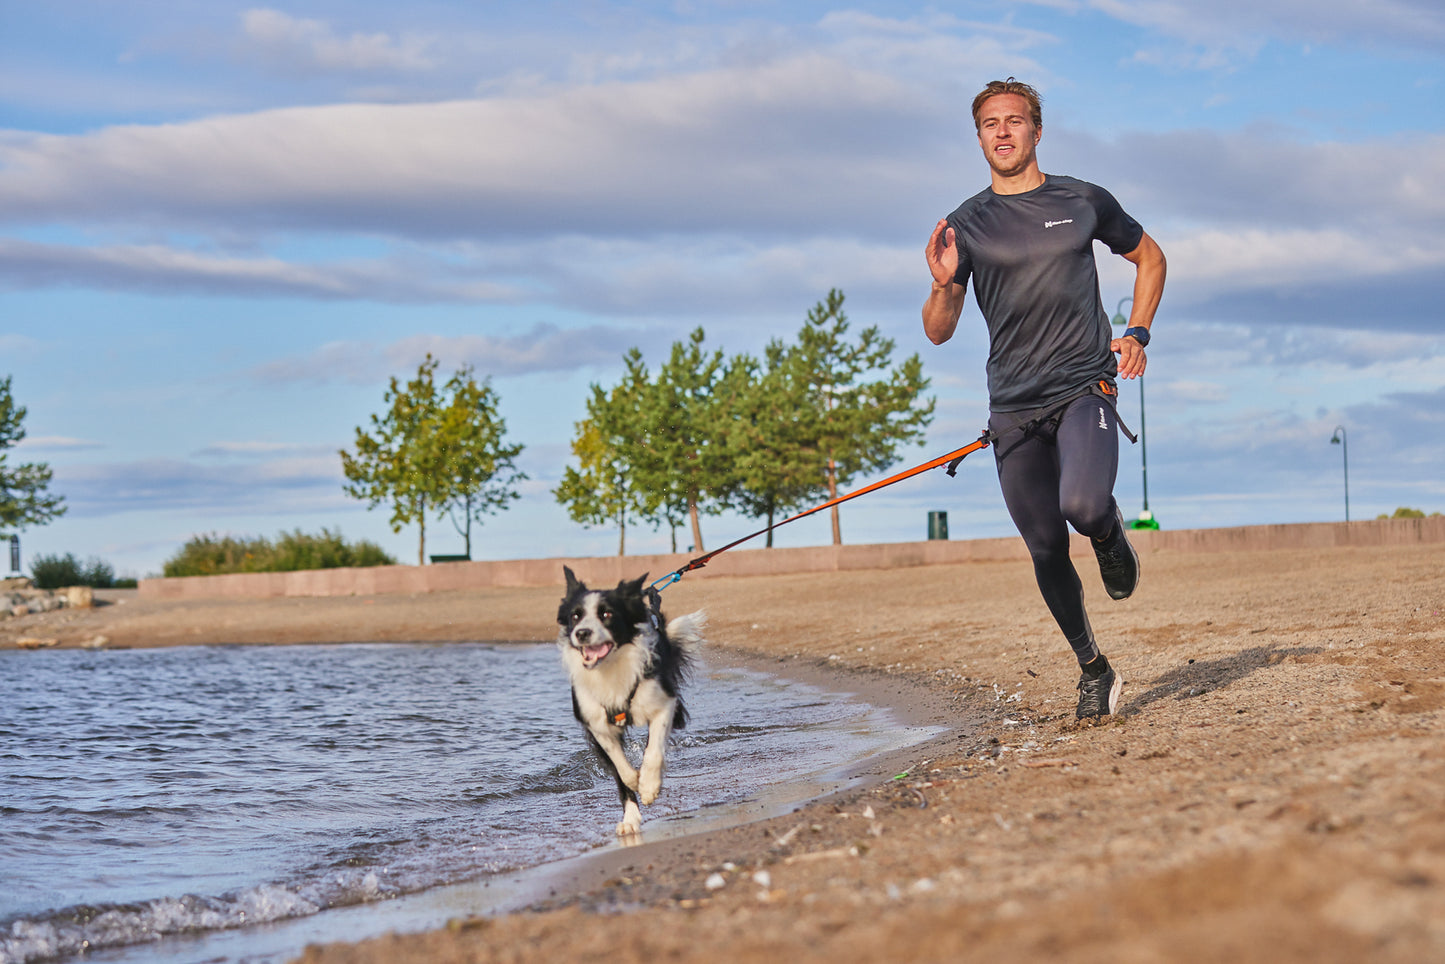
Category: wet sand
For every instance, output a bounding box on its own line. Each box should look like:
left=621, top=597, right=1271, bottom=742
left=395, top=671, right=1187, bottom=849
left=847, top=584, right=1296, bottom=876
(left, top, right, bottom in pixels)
left=7, top=542, right=1445, bottom=963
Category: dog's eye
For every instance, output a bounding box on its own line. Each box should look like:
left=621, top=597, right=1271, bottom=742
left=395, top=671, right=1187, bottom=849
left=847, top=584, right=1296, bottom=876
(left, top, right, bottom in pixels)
left=570, top=611, right=582, bottom=625
left=600, top=609, right=611, bottom=620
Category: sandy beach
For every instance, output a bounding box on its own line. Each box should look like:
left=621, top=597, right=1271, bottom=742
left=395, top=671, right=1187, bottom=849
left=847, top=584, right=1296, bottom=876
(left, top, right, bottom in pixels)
left=6, top=541, right=1444, bottom=963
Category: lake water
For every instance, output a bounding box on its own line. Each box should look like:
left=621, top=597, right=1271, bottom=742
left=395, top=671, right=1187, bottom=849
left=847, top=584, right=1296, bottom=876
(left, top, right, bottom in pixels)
left=0, top=642, right=941, bottom=964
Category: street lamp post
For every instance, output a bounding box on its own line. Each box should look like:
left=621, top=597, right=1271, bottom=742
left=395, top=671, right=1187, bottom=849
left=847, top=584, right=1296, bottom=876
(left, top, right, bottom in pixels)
left=1331, top=425, right=1349, bottom=522
left=1110, top=297, right=1154, bottom=528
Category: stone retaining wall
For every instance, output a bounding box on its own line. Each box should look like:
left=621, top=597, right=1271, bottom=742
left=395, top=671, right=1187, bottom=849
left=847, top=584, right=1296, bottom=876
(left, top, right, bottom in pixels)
left=137, top=517, right=1445, bottom=601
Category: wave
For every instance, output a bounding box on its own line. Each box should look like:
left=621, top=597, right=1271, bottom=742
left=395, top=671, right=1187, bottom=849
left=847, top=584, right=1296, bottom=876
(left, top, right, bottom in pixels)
left=0, top=871, right=397, bottom=964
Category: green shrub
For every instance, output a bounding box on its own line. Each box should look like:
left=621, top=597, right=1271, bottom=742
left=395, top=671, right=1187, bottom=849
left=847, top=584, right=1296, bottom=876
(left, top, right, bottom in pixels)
left=29, top=553, right=116, bottom=589
left=163, top=528, right=397, bottom=577
left=30, top=552, right=83, bottom=589
left=1377, top=507, right=1430, bottom=519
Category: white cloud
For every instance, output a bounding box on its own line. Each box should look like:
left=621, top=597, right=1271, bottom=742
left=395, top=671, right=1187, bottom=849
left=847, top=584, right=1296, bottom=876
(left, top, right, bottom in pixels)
left=239, top=8, right=437, bottom=73
left=0, top=56, right=947, bottom=239
left=194, top=440, right=335, bottom=458
left=53, top=455, right=345, bottom=517
left=0, top=238, right=519, bottom=302
left=1089, top=0, right=1445, bottom=57
left=14, top=435, right=104, bottom=451
left=0, top=333, right=43, bottom=354
left=248, top=324, right=660, bottom=385
left=0, top=47, right=1440, bottom=334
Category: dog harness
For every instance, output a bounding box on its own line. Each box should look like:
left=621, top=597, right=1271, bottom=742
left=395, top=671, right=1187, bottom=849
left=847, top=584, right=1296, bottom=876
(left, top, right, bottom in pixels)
left=608, top=679, right=640, bottom=728
left=607, top=588, right=665, bottom=727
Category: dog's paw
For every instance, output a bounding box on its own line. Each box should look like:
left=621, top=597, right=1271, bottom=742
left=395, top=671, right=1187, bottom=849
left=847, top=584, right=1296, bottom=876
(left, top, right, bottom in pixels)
left=638, top=767, right=662, bottom=805
left=616, top=798, right=643, bottom=836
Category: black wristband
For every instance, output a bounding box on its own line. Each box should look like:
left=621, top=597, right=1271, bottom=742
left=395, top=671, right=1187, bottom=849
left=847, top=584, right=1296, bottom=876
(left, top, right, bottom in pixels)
left=1123, top=326, right=1150, bottom=347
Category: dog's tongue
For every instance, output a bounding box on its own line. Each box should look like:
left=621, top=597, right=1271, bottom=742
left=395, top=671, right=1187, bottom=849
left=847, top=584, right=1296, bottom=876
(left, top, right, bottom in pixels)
left=583, top=642, right=612, bottom=665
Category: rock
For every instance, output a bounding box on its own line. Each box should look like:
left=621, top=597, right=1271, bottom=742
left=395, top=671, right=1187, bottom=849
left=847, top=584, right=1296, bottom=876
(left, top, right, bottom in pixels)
left=81, top=635, right=109, bottom=650
left=16, top=637, right=59, bottom=649
left=65, top=585, right=94, bottom=609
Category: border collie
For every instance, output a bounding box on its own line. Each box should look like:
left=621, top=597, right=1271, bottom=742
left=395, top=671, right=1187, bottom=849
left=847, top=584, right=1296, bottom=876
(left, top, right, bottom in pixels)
left=557, top=566, right=705, bottom=835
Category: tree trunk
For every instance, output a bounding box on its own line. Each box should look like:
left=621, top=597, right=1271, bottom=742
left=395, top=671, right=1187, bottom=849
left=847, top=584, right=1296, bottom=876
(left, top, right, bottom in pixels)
left=417, top=495, right=427, bottom=565
left=618, top=505, right=626, bottom=556
left=688, top=495, right=704, bottom=553
left=827, top=460, right=842, bottom=545
left=765, top=502, right=775, bottom=548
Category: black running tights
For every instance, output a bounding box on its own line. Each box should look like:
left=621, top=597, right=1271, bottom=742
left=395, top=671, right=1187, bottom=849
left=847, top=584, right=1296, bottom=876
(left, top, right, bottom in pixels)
left=990, top=393, right=1122, bottom=666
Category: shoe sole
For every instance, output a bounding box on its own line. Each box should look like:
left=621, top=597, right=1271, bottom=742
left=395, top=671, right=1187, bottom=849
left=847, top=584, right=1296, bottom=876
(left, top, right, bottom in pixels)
left=1105, top=672, right=1123, bottom=714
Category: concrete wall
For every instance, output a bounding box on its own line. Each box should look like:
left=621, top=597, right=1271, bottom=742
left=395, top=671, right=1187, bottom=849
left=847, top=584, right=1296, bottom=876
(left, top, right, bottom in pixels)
left=138, top=516, right=1445, bottom=601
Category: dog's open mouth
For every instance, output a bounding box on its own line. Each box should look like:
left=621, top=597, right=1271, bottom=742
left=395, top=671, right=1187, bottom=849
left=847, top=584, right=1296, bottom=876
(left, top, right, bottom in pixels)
left=579, top=641, right=613, bottom=668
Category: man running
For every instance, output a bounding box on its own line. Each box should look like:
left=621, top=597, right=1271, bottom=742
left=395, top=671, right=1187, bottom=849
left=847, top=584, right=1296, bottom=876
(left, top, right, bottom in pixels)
left=922, top=78, right=1166, bottom=719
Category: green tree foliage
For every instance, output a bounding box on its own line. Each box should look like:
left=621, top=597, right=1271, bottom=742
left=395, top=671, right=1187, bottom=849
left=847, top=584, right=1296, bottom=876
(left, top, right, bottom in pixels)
left=340, top=355, right=525, bottom=564
left=556, top=291, right=936, bottom=554
left=1376, top=507, right=1441, bottom=519
left=554, top=350, right=656, bottom=555
left=648, top=328, right=735, bottom=553
left=30, top=553, right=115, bottom=589
left=162, top=529, right=395, bottom=577
left=0, top=375, right=66, bottom=531
left=723, top=347, right=823, bottom=546
left=771, top=289, right=935, bottom=544
left=434, top=367, right=526, bottom=559
left=555, top=331, right=748, bottom=555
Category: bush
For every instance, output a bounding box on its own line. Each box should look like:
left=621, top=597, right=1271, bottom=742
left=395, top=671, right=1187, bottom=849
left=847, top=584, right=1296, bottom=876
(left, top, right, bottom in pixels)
left=163, top=528, right=397, bottom=577
left=30, top=553, right=117, bottom=589
left=1376, top=507, right=1441, bottom=520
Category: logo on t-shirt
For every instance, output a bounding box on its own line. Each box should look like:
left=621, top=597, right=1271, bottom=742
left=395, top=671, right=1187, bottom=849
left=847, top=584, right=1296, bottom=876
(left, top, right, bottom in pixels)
left=1044, top=219, right=1074, bottom=229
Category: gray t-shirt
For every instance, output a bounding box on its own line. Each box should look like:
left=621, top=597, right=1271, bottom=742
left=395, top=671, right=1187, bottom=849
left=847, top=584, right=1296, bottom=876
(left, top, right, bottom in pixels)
left=945, top=174, right=1144, bottom=413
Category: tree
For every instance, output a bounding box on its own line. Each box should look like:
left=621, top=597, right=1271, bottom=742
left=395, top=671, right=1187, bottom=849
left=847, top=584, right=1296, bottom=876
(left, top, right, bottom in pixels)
left=554, top=349, right=656, bottom=556
left=781, top=290, right=935, bottom=545
left=341, top=355, right=524, bottom=565
left=645, top=328, right=735, bottom=553
left=723, top=347, right=825, bottom=546
left=0, top=375, right=66, bottom=531
left=434, top=366, right=526, bottom=559
left=556, top=332, right=741, bottom=555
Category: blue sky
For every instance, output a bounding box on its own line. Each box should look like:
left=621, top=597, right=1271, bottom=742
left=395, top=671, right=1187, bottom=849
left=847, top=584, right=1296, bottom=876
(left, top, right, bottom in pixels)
left=3, top=1, right=1443, bottom=578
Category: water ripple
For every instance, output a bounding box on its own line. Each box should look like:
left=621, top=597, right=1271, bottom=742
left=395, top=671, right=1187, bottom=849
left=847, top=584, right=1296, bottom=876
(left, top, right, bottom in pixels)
left=0, top=642, right=927, bottom=964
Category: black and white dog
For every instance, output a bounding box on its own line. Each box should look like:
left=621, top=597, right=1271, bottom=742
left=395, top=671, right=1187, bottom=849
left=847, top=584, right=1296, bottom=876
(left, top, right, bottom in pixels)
left=557, top=566, right=705, bottom=835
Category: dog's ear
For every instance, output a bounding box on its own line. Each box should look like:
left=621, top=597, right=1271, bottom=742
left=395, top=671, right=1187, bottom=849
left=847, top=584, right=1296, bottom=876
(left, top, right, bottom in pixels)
left=619, top=573, right=647, bottom=597
left=564, top=565, right=582, bottom=594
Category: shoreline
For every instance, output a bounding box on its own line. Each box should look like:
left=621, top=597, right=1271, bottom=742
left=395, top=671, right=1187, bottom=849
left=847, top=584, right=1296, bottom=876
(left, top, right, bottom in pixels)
left=7, top=545, right=1445, bottom=963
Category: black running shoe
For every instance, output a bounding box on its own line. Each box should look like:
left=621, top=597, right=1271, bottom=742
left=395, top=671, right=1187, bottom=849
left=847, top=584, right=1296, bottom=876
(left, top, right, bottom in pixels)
left=1093, top=506, right=1140, bottom=600
left=1076, top=655, right=1122, bottom=719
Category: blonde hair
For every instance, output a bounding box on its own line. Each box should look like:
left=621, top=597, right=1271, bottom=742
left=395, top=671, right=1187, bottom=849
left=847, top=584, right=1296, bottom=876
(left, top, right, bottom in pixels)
left=971, top=77, right=1043, bottom=132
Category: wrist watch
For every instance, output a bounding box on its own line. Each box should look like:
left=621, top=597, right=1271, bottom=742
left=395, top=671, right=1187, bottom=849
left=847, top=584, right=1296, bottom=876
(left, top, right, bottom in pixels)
left=1123, top=326, right=1150, bottom=347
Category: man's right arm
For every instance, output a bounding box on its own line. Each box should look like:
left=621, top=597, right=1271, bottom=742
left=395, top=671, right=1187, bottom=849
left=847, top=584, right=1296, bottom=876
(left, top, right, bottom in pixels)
left=923, top=218, right=967, bottom=345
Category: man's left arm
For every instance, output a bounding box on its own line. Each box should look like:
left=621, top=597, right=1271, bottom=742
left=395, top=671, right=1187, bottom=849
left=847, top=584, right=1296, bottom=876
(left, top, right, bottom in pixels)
left=1111, top=230, right=1166, bottom=379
